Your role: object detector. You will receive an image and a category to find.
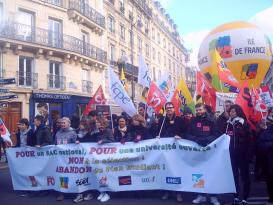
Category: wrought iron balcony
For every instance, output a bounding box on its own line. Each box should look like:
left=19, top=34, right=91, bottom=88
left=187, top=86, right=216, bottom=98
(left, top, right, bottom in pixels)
left=40, top=0, right=64, bottom=7
left=129, top=0, right=152, bottom=18
left=82, top=80, right=93, bottom=93
left=0, top=22, right=107, bottom=64
left=68, top=0, right=105, bottom=29
left=16, top=71, right=38, bottom=88
left=47, top=74, right=66, bottom=90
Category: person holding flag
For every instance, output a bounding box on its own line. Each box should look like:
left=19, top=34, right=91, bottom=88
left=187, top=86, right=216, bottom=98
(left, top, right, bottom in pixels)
left=157, top=102, right=186, bottom=202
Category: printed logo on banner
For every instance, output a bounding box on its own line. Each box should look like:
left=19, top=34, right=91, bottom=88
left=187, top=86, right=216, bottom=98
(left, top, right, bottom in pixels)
left=118, top=176, right=132, bottom=186
left=240, top=64, right=258, bottom=80
left=99, top=176, right=108, bottom=187
left=60, top=177, right=69, bottom=189
left=29, top=176, right=38, bottom=187
left=192, top=174, right=205, bottom=188
left=142, top=176, right=155, bottom=183
left=76, top=177, right=90, bottom=186
left=47, top=176, right=55, bottom=186
left=166, top=177, right=181, bottom=185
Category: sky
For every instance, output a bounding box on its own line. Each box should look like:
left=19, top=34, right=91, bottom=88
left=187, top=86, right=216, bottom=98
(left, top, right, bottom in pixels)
left=158, top=0, right=273, bottom=66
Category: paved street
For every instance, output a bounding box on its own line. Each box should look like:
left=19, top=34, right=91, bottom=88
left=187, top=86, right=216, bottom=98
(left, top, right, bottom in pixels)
left=0, top=158, right=269, bottom=205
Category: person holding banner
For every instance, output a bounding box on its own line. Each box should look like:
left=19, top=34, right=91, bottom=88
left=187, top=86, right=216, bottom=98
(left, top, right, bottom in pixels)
left=138, top=102, right=154, bottom=129
left=129, top=114, right=148, bottom=142
left=55, top=117, right=77, bottom=201
left=225, top=105, right=251, bottom=205
left=158, top=102, right=185, bottom=202
left=113, top=116, right=131, bottom=144
left=95, top=116, right=114, bottom=202
left=216, top=100, right=233, bottom=134
left=186, top=103, right=220, bottom=205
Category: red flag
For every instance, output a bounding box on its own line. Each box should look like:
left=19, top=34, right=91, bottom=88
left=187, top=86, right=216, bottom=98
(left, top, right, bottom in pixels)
left=251, top=88, right=267, bottom=122
left=146, top=82, right=167, bottom=114
left=196, top=72, right=216, bottom=110
left=83, top=85, right=106, bottom=116
left=171, top=89, right=182, bottom=116
left=235, top=82, right=257, bottom=129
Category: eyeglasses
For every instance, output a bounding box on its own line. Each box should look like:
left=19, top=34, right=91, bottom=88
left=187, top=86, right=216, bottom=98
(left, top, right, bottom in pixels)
left=166, top=107, right=174, bottom=109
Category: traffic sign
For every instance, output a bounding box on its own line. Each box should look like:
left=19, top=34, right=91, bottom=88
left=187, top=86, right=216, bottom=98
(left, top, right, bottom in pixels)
left=0, top=78, right=16, bottom=85
left=0, top=94, right=18, bottom=100
left=0, top=88, right=9, bottom=93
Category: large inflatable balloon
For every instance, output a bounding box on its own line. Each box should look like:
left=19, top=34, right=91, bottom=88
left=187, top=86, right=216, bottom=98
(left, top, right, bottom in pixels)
left=198, top=21, right=272, bottom=88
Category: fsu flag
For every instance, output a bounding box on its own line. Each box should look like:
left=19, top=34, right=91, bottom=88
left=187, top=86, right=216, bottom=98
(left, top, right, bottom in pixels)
left=251, top=88, right=267, bottom=122
left=147, top=82, right=167, bottom=113
left=0, top=118, right=12, bottom=145
left=83, top=85, right=106, bottom=116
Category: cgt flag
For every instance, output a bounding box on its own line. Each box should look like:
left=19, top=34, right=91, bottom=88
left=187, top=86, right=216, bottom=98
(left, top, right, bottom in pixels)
left=146, top=82, right=167, bottom=113
left=108, top=67, right=137, bottom=117
left=83, top=85, right=106, bottom=116
left=0, top=118, right=12, bottom=146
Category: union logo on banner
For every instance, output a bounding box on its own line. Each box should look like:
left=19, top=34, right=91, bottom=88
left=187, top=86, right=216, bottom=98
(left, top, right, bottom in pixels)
left=192, top=174, right=205, bottom=188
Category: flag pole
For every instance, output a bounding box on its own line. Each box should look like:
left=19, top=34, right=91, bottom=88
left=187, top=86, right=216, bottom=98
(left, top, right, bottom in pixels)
left=158, top=115, right=166, bottom=138
left=109, top=100, right=115, bottom=131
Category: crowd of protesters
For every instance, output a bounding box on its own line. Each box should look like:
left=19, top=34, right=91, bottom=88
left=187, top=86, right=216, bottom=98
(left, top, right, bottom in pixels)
left=1, top=101, right=273, bottom=205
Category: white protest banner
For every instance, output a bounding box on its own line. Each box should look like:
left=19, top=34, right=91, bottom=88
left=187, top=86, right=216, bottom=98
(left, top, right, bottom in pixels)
left=7, top=135, right=235, bottom=194
left=258, top=85, right=273, bottom=107
left=108, top=67, right=137, bottom=117
left=216, top=92, right=237, bottom=113
left=138, top=55, right=152, bottom=88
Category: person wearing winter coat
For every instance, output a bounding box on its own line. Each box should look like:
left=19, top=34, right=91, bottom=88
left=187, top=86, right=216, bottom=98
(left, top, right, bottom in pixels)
left=258, top=108, right=273, bottom=205
left=186, top=103, right=220, bottom=205
left=113, top=116, right=131, bottom=144
left=15, top=118, right=35, bottom=147
left=129, top=114, right=148, bottom=142
left=225, top=104, right=251, bottom=205
left=33, top=115, right=52, bottom=147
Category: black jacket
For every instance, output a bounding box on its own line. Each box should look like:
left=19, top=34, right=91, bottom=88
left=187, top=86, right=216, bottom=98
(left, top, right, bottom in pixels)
left=155, top=114, right=186, bottom=138
left=34, top=124, right=53, bottom=146
left=186, top=113, right=218, bottom=146
left=83, top=128, right=114, bottom=144
left=216, top=112, right=229, bottom=135
left=225, top=117, right=251, bottom=157
left=129, top=125, right=148, bottom=142
left=15, top=128, right=35, bottom=147
left=258, top=124, right=273, bottom=174
left=113, top=126, right=132, bottom=143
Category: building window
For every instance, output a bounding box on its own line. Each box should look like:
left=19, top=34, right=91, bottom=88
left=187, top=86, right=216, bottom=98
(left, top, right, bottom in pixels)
left=110, top=44, right=115, bottom=61
left=158, top=70, right=161, bottom=79
left=152, top=27, right=155, bottom=40
left=164, top=56, right=166, bottom=66
left=153, top=67, right=156, bottom=81
left=157, top=32, right=160, bottom=44
left=120, top=24, right=125, bottom=40
left=129, top=29, right=134, bottom=45
left=121, top=49, right=126, bottom=57
left=48, top=18, right=62, bottom=48
left=152, top=48, right=155, bottom=60
left=17, top=9, right=35, bottom=41
left=169, top=59, right=171, bottom=71
left=82, top=69, right=92, bottom=93
left=163, top=38, right=166, bottom=48
left=18, top=56, right=34, bottom=87
left=145, top=44, right=150, bottom=58
left=0, top=2, right=3, bottom=23
left=49, top=61, right=62, bottom=89
left=158, top=52, right=161, bottom=64
left=0, top=51, right=2, bottom=78
left=81, top=30, right=89, bottom=54
left=173, top=46, right=175, bottom=57
left=138, top=37, right=142, bottom=53
left=108, top=15, right=115, bottom=33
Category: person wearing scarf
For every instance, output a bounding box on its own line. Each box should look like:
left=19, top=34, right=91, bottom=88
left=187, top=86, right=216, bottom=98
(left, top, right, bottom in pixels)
left=113, top=116, right=131, bottom=144
left=225, top=104, right=251, bottom=205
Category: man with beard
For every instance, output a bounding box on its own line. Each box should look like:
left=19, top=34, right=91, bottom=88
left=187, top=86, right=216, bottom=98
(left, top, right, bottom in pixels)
left=186, top=103, right=220, bottom=205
